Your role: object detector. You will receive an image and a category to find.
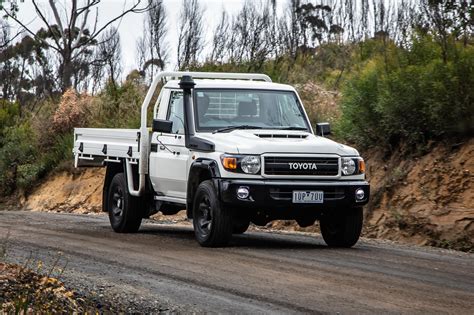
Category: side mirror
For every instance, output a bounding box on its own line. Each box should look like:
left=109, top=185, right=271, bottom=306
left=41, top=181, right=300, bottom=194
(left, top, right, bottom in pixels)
left=316, top=122, right=331, bottom=136
left=152, top=119, right=173, bottom=133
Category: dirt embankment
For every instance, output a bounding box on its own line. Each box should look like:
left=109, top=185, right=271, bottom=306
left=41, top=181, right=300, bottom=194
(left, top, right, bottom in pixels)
left=23, top=168, right=105, bottom=214
left=363, top=139, right=474, bottom=251
left=19, top=140, right=474, bottom=251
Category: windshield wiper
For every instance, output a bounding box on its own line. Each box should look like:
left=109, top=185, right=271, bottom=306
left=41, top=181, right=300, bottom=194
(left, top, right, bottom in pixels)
left=213, top=125, right=263, bottom=134
left=279, top=126, right=308, bottom=131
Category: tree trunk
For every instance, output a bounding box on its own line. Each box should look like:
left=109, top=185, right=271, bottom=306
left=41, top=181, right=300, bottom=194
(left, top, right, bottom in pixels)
left=61, top=52, right=73, bottom=92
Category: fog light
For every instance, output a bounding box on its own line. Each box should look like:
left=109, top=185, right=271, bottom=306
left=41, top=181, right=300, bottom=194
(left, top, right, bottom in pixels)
left=355, top=188, right=365, bottom=201
left=237, top=187, right=250, bottom=199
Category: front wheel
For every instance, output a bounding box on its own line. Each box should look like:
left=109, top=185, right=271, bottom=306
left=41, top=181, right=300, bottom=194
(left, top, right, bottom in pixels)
left=193, top=180, right=233, bottom=247
left=107, top=173, right=143, bottom=233
left=233, top=218, right=250, bottom=234
left=320, top=207, right=363, bottom=248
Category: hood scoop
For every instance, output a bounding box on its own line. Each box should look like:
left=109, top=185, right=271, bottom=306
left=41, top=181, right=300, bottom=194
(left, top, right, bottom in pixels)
left=255, top=133, right=308, bottom=139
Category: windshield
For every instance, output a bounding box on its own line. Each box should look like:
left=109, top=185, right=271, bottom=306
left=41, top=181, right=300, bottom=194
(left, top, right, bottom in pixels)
left=194, top=89, right=310, bottom=132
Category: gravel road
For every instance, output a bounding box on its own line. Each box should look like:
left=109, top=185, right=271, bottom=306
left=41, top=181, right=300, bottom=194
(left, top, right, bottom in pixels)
left=1, top=210, right=473, bottom=314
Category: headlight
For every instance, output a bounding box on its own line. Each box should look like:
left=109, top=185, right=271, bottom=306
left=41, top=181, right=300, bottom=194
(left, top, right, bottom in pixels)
left=341, top=157, right=365, bottom=176
left=241, top=156, right=261, bottom=174
left=221, top=154, right=261, bottom=174
left=341, top=157, right=356, bottom=175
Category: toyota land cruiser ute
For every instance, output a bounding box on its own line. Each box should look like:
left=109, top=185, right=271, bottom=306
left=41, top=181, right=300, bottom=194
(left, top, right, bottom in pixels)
left=73, top=71, right=370, bottom=247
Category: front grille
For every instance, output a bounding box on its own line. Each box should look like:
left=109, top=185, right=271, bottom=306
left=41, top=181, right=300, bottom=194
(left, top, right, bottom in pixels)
left=264, top=156, right=339, bottom=176
left=269, top=187, right=345, bottom=201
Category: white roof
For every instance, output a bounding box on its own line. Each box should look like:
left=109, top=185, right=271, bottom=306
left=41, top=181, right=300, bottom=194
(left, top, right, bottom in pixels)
left=164, top=79, right=295, bottom=91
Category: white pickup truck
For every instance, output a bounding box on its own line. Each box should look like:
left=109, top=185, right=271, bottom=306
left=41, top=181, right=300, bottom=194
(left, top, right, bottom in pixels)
left=73, top=71, right=369, bottom=247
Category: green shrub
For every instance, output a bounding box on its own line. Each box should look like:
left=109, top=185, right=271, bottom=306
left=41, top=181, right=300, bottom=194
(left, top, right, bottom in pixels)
left=335, top=35, right=474, bottom=149
left=336, top=58, right=383, bottom=145
left=0, top=123, right=38, bottom=195
left=0, top=100, right=20, bottom=141
left=88, top=79, right=146, bottom=129
left=16, top=163, right=43, bottom=190
left=41, top=133, right=74, bottom=171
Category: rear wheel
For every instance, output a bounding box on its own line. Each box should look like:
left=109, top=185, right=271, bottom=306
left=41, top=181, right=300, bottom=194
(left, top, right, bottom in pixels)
left=193, top=180, right=232, bottom=247
left=320, top=207, right=363, bottom=248
left=107, top=173, right=142, bottom=233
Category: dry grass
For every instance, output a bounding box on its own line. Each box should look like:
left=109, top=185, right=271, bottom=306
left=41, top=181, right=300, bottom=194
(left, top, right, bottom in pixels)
left=297, top=81, right=341, bottom=126
left=0, top=262, right=79, bottom=313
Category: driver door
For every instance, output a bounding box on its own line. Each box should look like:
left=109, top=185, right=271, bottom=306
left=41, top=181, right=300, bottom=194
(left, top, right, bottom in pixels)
left=149, top=91, right=189, bottom=200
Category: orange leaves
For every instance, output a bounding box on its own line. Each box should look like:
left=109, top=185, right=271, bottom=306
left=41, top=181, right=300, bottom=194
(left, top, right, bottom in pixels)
left=52, top=88, right=91, bottom=134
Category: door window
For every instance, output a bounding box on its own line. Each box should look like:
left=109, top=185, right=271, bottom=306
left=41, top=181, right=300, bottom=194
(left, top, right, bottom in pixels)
left=167, top=91, right=184, bottom=134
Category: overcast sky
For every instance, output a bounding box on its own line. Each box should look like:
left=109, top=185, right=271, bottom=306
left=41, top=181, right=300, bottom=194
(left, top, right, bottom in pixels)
left=10, top=0, right=287, bottom=74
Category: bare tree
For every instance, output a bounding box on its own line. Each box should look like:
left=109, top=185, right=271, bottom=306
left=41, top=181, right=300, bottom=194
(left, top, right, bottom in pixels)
left=177, top=0, right=204, bottom=69
left=419, top=0, right=474, bottom=62
left=277, top=0, right=343, bottom=59
left=230, top=0, right=274, bottom=68
left=393, top=0, right=418, bottom=47
left=0, top=20, right=10, bottom=54
left=0, top=20, right=24, bottom=50
left=148, top=0, right=168, bottom=70
left=278, top=0, right=304, bottom=60
left=91, top=27, right=122, bottom=94
left=2, top=0, right=149, bottom=91
left=137, top=0, right=168, bottom=82
left=209, top=11, right=230, bottom=63
left=136, top=34, right=147, bottom=75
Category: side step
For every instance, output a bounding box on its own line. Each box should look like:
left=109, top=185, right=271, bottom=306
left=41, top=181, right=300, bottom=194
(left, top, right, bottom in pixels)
left=154, top=195, right=187, bottom=205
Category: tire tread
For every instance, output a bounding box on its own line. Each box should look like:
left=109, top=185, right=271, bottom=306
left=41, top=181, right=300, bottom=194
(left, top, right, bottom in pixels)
left=320, top=207, right=363, bottom=247
left=193, top=180, right=232, bottom=247
left=108, top=173, right=143, bottom=233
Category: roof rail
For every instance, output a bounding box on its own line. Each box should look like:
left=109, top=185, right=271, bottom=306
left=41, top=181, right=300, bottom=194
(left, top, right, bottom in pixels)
left=158, top=71, right=272, bottom=82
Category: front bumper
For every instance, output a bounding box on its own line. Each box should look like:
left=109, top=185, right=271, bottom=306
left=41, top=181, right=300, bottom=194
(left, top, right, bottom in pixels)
left=218, top=179, right=370, bottom=210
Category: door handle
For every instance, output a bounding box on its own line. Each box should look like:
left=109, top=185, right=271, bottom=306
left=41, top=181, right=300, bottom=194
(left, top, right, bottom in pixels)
left=159, top=145, right=165, bottom=150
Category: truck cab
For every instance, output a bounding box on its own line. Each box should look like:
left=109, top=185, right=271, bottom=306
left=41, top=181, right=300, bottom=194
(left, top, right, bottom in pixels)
left=74, top=71, right=369, bottom=247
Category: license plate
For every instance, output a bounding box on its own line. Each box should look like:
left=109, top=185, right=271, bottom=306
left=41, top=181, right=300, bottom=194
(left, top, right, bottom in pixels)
left=292, top=191, right=324, bottom=204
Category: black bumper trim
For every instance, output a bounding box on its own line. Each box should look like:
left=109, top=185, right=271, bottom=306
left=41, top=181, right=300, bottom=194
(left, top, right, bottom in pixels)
left=218, top=179, right=370, bottom=210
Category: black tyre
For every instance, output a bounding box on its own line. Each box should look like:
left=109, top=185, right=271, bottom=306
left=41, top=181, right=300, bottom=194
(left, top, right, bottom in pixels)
left=107, top=173, right=143, bottom=233
left=320, top=207, right=363, bottom=248
left=296, top=217, right=316, bottom=228
left=193, top=180, right=232, bottom=247
left=233, top=218, right=250, bottom=234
